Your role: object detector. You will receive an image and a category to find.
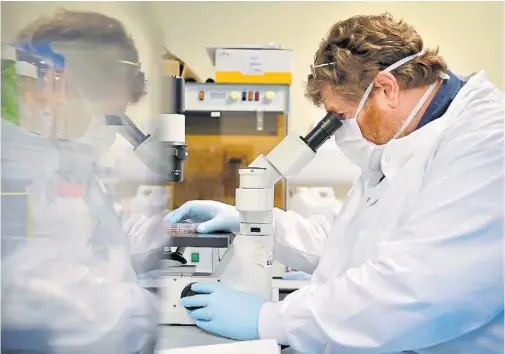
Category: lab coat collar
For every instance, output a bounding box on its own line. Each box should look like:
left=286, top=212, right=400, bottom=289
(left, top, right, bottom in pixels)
left=372, top=71, right=489, bottom=181
left=379, top=117, right=447, bottom=180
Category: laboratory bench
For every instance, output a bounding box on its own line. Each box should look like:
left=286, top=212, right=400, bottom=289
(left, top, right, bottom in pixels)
left=155, top=325, right=299, bottom=353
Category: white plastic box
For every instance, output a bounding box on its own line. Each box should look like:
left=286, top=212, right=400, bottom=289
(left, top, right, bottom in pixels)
left=207, top=46, right=292, bottom=84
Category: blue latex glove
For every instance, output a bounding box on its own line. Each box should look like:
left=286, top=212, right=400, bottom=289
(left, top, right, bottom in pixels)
left=281, top=271, right=312, bottom=280
left=165, top=200, right=239, bottom=234
left=180, top=282, right=265, bottom=341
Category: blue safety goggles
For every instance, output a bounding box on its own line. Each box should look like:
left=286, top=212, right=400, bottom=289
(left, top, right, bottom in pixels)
left=15, top=41, right=64, bottom=76
left=14, top=40, right=143, bottom=76
left=12, top=39, right=146, bottom=102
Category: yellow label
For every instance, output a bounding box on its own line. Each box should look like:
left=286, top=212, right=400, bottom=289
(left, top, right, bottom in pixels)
left=215, top=71, right=292, bottom=84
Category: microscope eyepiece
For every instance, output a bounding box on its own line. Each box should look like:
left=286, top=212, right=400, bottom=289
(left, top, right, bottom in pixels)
left=302, top=112, right=344, bottom=152
left=105, top=113, right=149, bottom=148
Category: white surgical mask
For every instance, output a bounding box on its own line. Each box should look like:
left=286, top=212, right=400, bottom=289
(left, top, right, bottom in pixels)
left=334, top=118, right=375, bottom=171
left=21, top=106, right=56, bottom=136
left=73, top=85, right=118, bottom=157
left=334, top=50, right=446, bottom=170
left=76, top=114, right=117, bottom=156
left=37, top=107, right=56, bottom=135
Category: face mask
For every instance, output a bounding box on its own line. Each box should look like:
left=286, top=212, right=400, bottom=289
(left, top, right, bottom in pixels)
left=34, top=107, right=55, bottom=135
left=76, top=114, right=117, bottom=156
left=334, top=118, right=375, bottom=171
left=334, top=50, right=445, bottom=170
left=71, top=83, right=118, bottom=156
left=19, top=105, right=56, bottom=136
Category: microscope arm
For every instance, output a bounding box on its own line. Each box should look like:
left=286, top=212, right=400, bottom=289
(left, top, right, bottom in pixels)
left=105, top=112, right=188, bottom=183
left=104, top=76, right=187, bottom=183
left=133, top=134, right=187, bottom=181
left=236, top=112, right=343, bottom=235
left=223, top=113, right=342, bottom=299
left=247, top=111, right=344, bottom=184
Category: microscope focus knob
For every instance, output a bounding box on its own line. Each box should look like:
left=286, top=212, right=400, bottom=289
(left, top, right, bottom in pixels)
left=229, top=91, right=241, bottom=101
left=180, top=282, right=203, bottom=311
left=264, top=91, right=275, bottom=101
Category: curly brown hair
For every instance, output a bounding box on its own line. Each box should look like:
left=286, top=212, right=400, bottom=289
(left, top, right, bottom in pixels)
left=16, top=8, right=146, bottom=104
left=305, top=13, right=447, bottom=106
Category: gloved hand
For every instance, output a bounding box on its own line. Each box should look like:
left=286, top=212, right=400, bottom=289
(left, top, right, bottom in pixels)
left=281, top=271, right=312, bottom=280
left=180, top=282, right=265, bottom=341
left=124, top=210, right=170, bottom=274
left=165, top=200, right=240, bottom=234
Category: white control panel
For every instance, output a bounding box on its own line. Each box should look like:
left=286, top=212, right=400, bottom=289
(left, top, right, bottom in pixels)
left=185, top=83, right=290, bottom=113
left=186, top=247, right=211, bottom=273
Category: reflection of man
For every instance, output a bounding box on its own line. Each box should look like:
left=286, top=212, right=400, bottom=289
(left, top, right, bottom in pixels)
left=2, top=10, right=169, bottom=354
left=169, top=13, right=504, bottom=354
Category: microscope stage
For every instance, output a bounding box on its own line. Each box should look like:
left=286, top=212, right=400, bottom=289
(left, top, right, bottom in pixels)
left=169, top=232, right=234, bottom=248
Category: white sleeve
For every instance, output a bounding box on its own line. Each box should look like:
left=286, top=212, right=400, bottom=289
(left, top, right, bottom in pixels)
left=259, top=107, right=504, bottom=352
left=117, top=205, right=171, bottom=274
left=272, top=208, right=337, bottom=274
left=2, top=239, right=159, bottom=354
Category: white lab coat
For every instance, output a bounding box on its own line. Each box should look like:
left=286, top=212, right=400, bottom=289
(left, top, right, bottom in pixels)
left=1, top=122, right=169, bottom=354
left=259, top=71, right=504, bottom=353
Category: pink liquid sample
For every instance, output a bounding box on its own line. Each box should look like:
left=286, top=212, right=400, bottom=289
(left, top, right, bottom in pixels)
left=165, top=219, right=200, bottom=235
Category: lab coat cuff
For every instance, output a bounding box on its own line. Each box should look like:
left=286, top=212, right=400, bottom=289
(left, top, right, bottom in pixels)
left=258, top=302, right=289, bottom=345
left=272, top=208, right=284, bottom=236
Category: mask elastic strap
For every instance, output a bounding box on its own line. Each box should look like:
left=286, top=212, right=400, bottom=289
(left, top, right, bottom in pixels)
left=392, top=71, right=449, bottom=140
left=392, top=80, right=438, bottom=139
left=352, top=50, right=427, bottom=120
left=353, top=83, right=374, bottom=120
left=384, top=49, right=426, bottom=73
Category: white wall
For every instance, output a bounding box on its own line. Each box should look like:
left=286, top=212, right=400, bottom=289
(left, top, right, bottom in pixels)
left=1, top=1, right=164, bottom=124
left=4, top=1, right=503, bottom=133
left=150, top=1, right=504, bottom=134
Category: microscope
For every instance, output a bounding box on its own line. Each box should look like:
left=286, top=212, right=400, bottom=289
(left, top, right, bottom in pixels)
left=155, top=111, right=343, bottom=325
left=105, top=76, right=188, bottom=184
left=228, top=111, right=343, bottom=298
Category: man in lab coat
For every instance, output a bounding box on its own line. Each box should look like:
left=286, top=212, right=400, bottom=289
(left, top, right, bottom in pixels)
left=169, top=13, right=504, bottom=353
left=2, top=9, right=170, bottom=354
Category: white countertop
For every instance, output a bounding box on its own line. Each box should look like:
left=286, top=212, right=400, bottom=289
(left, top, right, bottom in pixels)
left=155, top=325, right=298, bottom=353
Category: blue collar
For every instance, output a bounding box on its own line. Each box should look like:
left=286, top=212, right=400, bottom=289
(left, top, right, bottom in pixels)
left=416, top=71, right=464, bottom=130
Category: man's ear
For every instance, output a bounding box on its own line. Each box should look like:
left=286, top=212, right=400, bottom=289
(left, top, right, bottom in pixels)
left=373, top=71, right=400, bottom=109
